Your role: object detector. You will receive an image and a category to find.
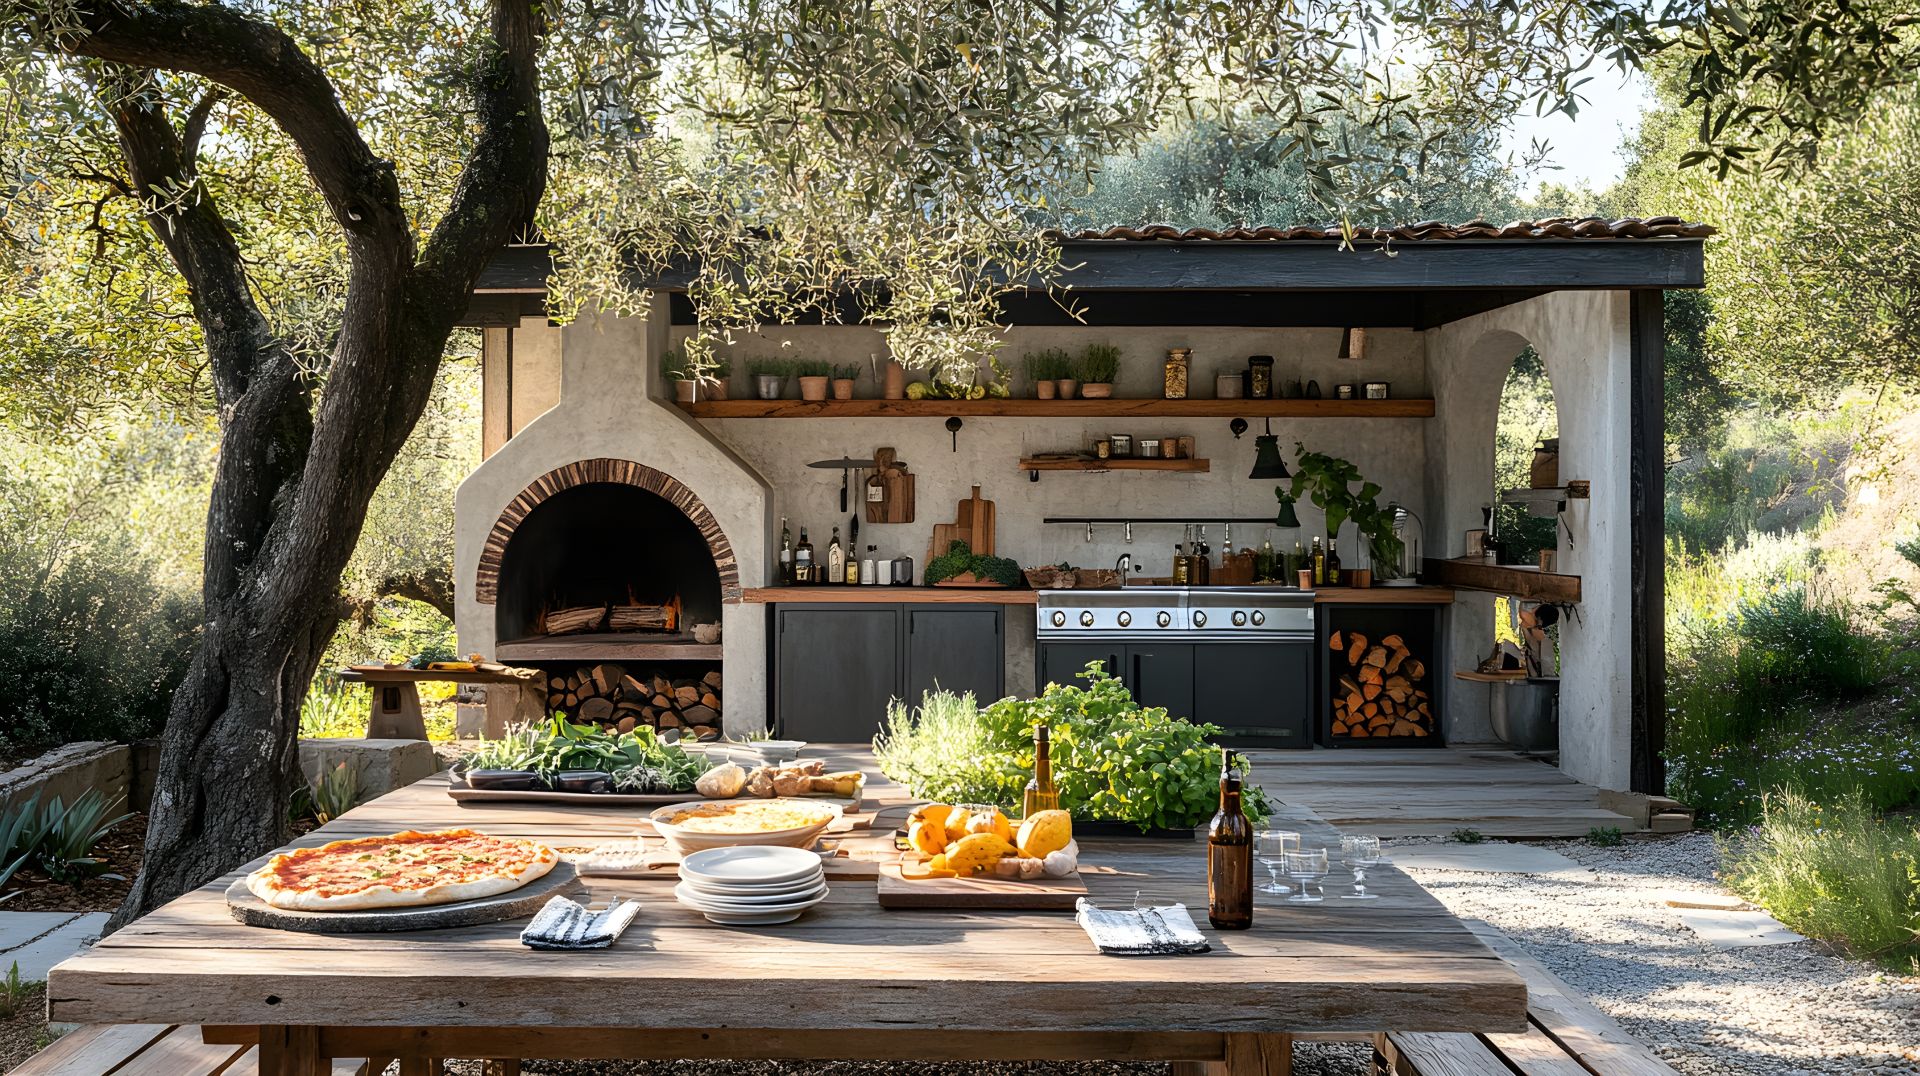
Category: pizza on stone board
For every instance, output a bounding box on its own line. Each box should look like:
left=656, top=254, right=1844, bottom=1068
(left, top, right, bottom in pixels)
left=244, top=828, right=557, bottom=912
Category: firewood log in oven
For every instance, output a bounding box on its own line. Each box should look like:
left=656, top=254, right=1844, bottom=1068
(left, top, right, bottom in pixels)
left=1328, top=631, right=1432, bottom=738
left=545, top=664, right=722, bottom=740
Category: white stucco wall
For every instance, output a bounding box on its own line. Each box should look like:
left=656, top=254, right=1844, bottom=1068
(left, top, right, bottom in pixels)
left=454, top=305, right=774, bottom=736
left=1425, top=291, right=1634, bottom=790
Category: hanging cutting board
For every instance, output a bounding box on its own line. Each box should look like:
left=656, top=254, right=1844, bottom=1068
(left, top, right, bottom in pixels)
left=876, top=863, right=1086, bottom=909
left=864, top=447, right=915, bottom=524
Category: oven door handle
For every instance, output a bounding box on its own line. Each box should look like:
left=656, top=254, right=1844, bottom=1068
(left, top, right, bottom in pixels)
left=1130, top=652, right=1142, bottom=692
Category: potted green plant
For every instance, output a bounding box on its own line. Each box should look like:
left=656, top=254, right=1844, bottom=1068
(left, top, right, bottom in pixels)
left=830, top=363, right=861, bottom=400
left=1023, top=349, right=1069, bottom=399
left=1285, top=444, right=1406, bottom=582
left=1078, top=343, right=1120, bottom=398
left=748, top=358, right=789, bottom=400
left=794, top=359, right=833, bottom=401
left=661, top=347, right=697, bottom=403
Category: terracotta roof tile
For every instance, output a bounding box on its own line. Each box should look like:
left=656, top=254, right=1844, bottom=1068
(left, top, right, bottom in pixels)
left=1044, top=216, right=1714, bottom=243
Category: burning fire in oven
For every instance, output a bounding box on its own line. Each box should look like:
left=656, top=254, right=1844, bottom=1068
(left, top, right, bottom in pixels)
left=535, top=592, right=682, bottom=637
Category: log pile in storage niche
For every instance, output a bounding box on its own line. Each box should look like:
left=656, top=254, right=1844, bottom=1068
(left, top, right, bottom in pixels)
left=1329, top=631, right=1433, bottom=738
left=545, top=664, right=722, bottom=740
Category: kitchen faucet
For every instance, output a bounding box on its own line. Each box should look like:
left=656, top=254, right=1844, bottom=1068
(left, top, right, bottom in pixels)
left=1115, top=553, right=1132, bottom=588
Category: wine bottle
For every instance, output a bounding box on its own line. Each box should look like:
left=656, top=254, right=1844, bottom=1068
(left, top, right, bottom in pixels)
left=1310, top=535, right=1326, bottom=586
left=795, top=528, right=814, bottom=584
left=826, top=525, right=845, bottom=585
left=1023, top=725, right=1059, bottom=817
left=1207, top=749, right=1253, bottom=930
left=779, top=517, right=795, bottom=585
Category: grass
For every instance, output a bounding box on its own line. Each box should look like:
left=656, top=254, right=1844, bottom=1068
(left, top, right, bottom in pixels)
left=1722, top=788, right=1920, bottom=970
left=1449, top=828, right=1485, bottom=844
left=1587, top=826, right=1624, bottom=847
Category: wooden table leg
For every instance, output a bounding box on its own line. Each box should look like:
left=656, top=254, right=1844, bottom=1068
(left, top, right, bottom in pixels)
left=481, top=1062, right=522, bottom=1076
left=367, top=682, right=428, bottom=739
left=258, top=1026, right=329, bottom=1076
left=397, top=1058, right=443, bottom=1076
left=1218, top=1033, right=1292, bottom=1076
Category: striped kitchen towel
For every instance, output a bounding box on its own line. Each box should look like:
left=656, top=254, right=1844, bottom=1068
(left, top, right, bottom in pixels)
left=520, top=895, right=641, bottom=950
left=1075, top=898, right=1211, bottom=955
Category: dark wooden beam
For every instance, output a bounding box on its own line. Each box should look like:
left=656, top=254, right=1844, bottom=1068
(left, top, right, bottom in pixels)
left=1422, top=559, right=1582, bottom=604
left=1629, top=291, right=1667, bottom=796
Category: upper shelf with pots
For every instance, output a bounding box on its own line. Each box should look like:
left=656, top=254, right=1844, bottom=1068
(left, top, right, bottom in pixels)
left=677, top=399, right=1436, bottom=418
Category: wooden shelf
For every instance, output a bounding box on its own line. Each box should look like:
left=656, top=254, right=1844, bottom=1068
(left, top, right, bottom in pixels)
left=1424, top=558, right=1582, bottom=604
left=1314, top=586, right=1456, bottom=605
left=1019, top=456, right=1210, bottom=473
left=682, top=398, right=1434, bottom=419
left=495, top=634, right=724, bottom=662
left=741, top=586, right=1038, bottom=605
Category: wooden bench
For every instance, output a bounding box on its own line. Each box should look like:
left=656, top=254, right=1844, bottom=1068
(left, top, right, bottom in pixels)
left=1374, top=920, right=1679, bottom=1075
left=12, top=1024, right=517, bottom=1075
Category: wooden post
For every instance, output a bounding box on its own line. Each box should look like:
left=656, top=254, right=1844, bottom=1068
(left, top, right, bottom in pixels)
left=258, top=1025, right=326, bottom=1076
left=1628, top=290, right=1667, bottom=795
left=366, top=682, right=429, bottom=740
left=1215, top=1033, right=1293, bottom=1076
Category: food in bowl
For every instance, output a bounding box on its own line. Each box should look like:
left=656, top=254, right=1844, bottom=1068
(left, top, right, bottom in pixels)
left=664, top=799, right=836, bottom=833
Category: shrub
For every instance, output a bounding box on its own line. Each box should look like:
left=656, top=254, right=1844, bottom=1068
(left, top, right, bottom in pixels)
left=1722, top=788, right=1920, bottom=969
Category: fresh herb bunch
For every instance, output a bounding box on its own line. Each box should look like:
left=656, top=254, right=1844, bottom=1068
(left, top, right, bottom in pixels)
left=875, top=662, right=1270, bottom=831
left=660, top=347, right=691, bottom=380
left=1078, top=343, right=1121, bottom=383
left=793, top=359, right=834, bottom=377
left=831, top=363, right=861, bottom=379
left=924, top=539, right=1021, bottom=587
left=747, top=358, right=791, bottom=377
left=463, top=714, right=709, bottom=792
left=1023, top=348, right=1072, bottom=381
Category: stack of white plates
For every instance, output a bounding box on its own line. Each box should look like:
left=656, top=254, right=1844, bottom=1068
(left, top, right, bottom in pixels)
left=675, top=845, right=828, bottom=925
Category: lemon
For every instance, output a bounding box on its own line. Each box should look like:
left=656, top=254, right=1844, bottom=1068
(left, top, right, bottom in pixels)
left=905, top=381, right=929, bottom=400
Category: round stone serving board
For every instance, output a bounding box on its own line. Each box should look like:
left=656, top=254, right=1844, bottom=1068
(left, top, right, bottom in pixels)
left=225, top=860, right=583, bottom=934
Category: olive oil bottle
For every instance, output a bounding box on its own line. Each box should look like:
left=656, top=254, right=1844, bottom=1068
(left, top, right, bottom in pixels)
left=1023, top=725, right=1059, bottom=817
left=1207, top=750, right=1253, bottom=930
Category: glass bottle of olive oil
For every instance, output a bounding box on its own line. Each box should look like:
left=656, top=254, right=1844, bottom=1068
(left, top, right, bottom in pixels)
left=1022, top=725, right=1059, bottom=817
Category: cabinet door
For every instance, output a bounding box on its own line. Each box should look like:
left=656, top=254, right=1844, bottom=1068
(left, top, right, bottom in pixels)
left=905, top=607, right=1004, bottom=704
left=774, top=606, right=901, bottom=742
left=1127, top=643, right=1195, bottom=721
left=1195, top=643, right=1312, bottom=748
left=1037, top=642, right=1122, bottom=695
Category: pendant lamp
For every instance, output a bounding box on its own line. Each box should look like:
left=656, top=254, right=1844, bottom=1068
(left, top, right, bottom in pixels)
left=1274, top=492, right=1302, bottom=528
left=1248, top=418, right=1290, bottom=480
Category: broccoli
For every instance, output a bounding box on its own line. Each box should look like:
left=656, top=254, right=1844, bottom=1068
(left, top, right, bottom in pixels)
left=973, top=554, right=1023, bottom=587
left=925, top=539, right=976, bottom=584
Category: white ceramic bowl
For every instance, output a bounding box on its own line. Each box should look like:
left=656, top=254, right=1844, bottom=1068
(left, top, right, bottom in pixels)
left=678, top=844, right=826, bottom=887
left=649, top=798, right=841, bottom=858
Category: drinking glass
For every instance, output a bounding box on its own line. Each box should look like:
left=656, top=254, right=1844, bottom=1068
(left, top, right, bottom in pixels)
left=1340, top=835, right=1382, bottom=900
left=1254, top=830, right=1299, bottom=895
left=1282, top=849, right=1329, bottom=903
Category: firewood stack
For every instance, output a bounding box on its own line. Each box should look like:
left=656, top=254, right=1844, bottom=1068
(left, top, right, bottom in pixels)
left=545, top=664, right=722, bottom=740
left=1329, top=631, right=1432, bottom=738
left=539, top=599, right=679, bottom=636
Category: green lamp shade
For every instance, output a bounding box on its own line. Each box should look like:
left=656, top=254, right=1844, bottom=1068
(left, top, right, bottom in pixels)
left=1249, top=434, right=1291, bottom=480
left=1274, top=492, right=1301, bottom=528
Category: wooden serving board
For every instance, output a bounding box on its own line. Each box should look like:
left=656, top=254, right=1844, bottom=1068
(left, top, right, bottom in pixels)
left=448, top=776, right=869, bottom=815
left=876, top=864, right=1087, bottom=909
left=225, top=862, right=584, bottom=934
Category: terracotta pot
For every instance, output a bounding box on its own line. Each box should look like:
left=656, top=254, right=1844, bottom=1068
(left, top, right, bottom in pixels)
left=1035, top=380, right=1058, bottom=400
left=883, top=359, right=906, bottom=400
left=1056, top=378, right=1079, bottom=399
left=1080, top=382, right=1113, bottom=399
left=705, top=380, right=729, bottom=402
left=798, top=375, right=830, bottom=401
left=831, top=378, right=856, bottom=400
left=674, top=379, right=698, bottom=403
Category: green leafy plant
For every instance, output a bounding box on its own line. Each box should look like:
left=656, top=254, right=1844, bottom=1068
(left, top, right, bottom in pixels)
left=747, top=358, right=791, bottom=378
left=831, top=363, right=861, bottom=380
left=660, top=347, right=692, bottom=380
left=308, top=762, right=362, bottom=825
left=1450, top=827, right=1485, bottom=844
left=875, top=663, right=1271, bottom=832
left=1587, top=825, right=1624, bottom=847
left=1023, top=348, right=1072, bottom=382
left=1078, top=343, right=1121, bottom=384
left=0, top=795, right=53, bottom=896
left=1287, top=444, right=1404, bottom=569
left=33, top=790, right=133, bottom=886
left=299, top=680, right=366, bottom=739
left=924, top=539, right=1022, bottom=587
left=792, top=359, right=834, bottom=378
left=463, top=713, right=709, bottom=793
left=0, top=963, right=31, bottom=1019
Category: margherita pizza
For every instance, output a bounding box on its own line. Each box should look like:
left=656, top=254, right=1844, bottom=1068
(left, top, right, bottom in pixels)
left=245, top=828, right=557, bottom=912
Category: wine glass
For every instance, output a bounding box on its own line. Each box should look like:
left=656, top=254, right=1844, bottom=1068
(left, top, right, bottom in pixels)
left=1283, top=849, right=1329, bottom=903
left=1340, top=835, right=1382, bottom=900
left=1255, top=830, right=1299, bottom=895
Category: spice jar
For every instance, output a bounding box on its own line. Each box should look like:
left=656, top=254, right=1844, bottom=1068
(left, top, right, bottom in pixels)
left=1093, top=437, right=1112, bottom=460
left=1138, top=439, right=1163, bottom=458
left=1248, top=356, right=1274, bottom=399
left=1109, top=433, right=1133, bottom=457
left=1163, top=349, right=1191, bottom=399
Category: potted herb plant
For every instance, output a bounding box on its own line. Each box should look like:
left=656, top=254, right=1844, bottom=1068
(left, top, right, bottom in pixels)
left=1078, top=343, right=1120, bottom=398
left=662, top=347, right=697, bottom=403
left=1023, top=349, right=1068, bottom=399
left=794, top=360, right=833, bottom=401
left=749, top=358, right=789, bottom=400
left=831, top=363, right=861, bottom=400
left=1285, top=444, right=1406, bottom=583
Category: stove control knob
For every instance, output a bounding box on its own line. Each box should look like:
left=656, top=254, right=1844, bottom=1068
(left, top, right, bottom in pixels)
left=1050, top=610, right=1066, bottom=627
left=1251, top=610, right=1266, bottom=626
left=1192, top=610, right=1208, bottom=628
left=1156, top=610, right=1172, bottom=628
left=1080, top=611, right=1095, bottom=627
left=1117, top=611, right=1132, bottom=627
left=1232, top=610, right=1247, bottom=627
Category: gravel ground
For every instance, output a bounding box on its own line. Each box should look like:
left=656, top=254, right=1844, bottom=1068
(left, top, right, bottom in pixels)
left=1393, top=831, right=1920, bottom=1076
left=447, top=1047, right=1374, bottom=1076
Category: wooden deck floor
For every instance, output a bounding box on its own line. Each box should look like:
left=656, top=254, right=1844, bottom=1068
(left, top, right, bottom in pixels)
left=1246, top=747, right=1640, bottom=838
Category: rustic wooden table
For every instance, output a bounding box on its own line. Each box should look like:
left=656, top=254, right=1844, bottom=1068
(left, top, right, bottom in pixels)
left=49, top=750, right=1525, bottom=1076
left=337, top=665, right=538, bottom=739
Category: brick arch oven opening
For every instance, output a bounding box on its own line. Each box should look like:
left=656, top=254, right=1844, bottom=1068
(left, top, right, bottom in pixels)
left=475, top=460, right=739, bottom=739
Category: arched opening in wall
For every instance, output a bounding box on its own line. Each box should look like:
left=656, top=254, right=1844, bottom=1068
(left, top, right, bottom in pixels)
left=1494, top=346, right=1561, bottom=566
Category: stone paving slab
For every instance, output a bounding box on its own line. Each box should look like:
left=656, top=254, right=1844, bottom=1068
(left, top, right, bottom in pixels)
left=1674, top=908, right=1807, bottom=948
left=1387, top=842, right=1587, bottom=875
left=0, top=911, right=82, bottom=951
left=2, top=912, right=108, bottom=980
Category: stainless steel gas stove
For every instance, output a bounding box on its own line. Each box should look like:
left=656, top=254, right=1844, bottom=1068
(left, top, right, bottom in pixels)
left=1035, top=586, right=1316, bottom=747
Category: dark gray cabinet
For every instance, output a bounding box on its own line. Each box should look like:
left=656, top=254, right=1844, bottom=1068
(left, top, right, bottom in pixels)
left=1195, top=642, right=1312, bottom=747
left=1036, top=642, right=1195, bottom=721
left=773, top=603, right=1003, bottom=741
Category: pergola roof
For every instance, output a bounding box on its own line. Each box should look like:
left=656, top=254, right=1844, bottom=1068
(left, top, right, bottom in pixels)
left=463, top=217, right=1708, bottom=330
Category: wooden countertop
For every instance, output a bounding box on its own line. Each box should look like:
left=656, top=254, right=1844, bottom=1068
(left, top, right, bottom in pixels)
left=740, top=585, right=1456, bottom=605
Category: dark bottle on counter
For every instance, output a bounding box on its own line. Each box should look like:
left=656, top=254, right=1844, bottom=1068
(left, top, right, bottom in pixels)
left=1195, top=525, right=1212, bottom=585
left=779, top=517, right=795, bottom=585
left=1290, top=538, right=1306, bottom=582
left=1310, top=535, right=1326, bottom=585
left=795, top=528, right=815, bottom=584
left=1207, top=749, right=1253, bottom=930
left=1326, top=537, right=1343, bottom=586
left=1023, top=725, right=1059, bottom=817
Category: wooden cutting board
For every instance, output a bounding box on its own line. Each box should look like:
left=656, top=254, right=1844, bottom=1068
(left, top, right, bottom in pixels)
left=928, top=486, right=994, bottom=566
left=876, top=864, right=1087, bottom=909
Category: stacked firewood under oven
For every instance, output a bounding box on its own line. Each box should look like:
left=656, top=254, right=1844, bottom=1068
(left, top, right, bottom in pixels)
left=1329, top=631, right=1432, bottom=738
left=545, top=664, right=722, bottom=740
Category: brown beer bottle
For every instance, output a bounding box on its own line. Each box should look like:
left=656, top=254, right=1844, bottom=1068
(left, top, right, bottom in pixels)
left=1207, top=749, right=1253, bottom=929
